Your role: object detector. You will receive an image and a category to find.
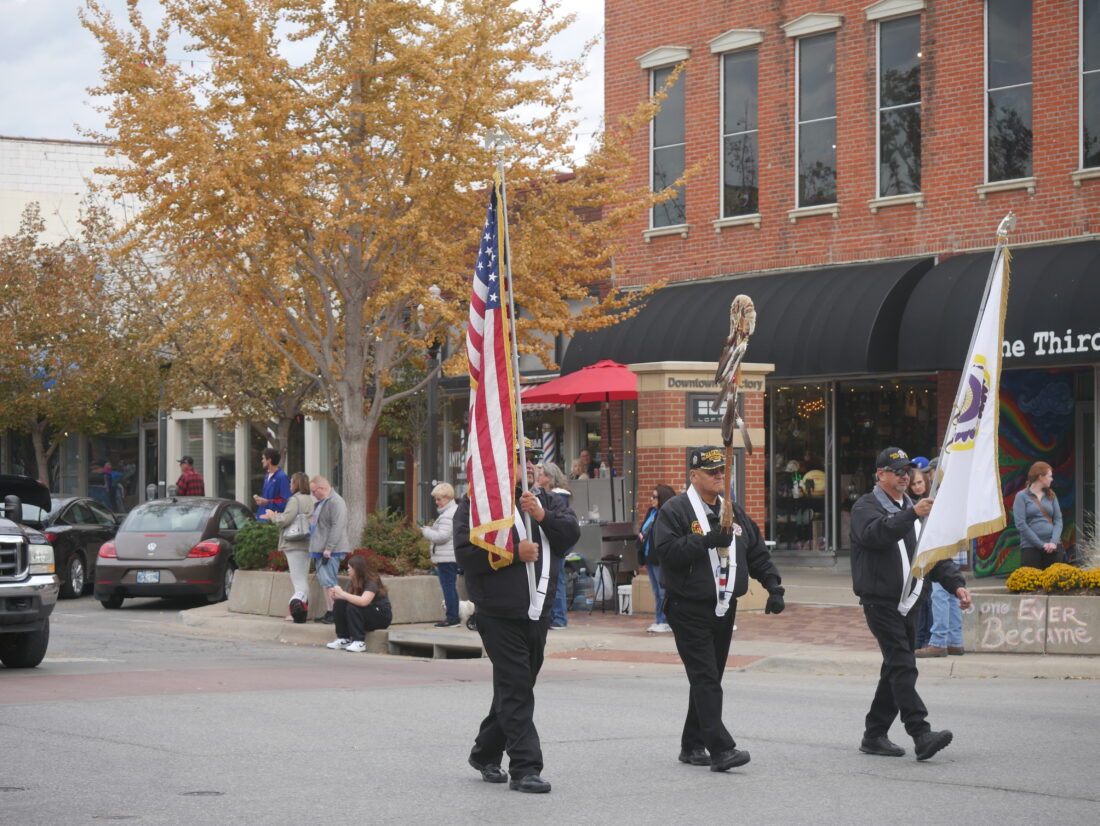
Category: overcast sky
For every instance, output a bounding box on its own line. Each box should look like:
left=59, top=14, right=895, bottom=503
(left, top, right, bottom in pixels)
left=0, top=0, right=604, bottom=155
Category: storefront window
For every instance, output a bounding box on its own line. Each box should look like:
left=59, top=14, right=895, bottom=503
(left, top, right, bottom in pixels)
left=835, top=379, right=937, bottom=548
left=89, top=431, right=140, bottom=511
left=769, top=386, right=828, bottom=550
left=58, top=434, right=82, bottom=495
left=380, top=436, right=405, bottom=515
left=215, top=425, right=236, bottom=502
left=182, top=419, right=204, bottom=477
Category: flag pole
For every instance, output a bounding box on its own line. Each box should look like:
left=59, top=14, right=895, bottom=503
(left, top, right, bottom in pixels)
left=486, top=128, right=537, bottom=607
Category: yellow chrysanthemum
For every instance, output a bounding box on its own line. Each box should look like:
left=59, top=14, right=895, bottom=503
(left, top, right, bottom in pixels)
left=1040, top=563, right=1084, bottom=592
left=1006, top=566, right=1044, bottom=593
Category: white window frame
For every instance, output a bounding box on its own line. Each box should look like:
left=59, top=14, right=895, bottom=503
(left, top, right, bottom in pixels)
left=793, top=32, right=839, bottom=210
left=1081, top=0, right=1100, bottom=173
left=648, top=63, right=688, bottom=233
left=984, top=0, right=1034, bottom=185
left=874, top=13, right=923, bottom=200
left=714, top=36, right=762, bottom=224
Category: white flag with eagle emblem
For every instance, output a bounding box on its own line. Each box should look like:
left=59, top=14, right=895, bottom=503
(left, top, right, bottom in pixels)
left=912, top=245, right=1010, bottom=577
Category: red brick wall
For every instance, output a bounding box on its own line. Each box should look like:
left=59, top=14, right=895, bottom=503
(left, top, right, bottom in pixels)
left=605, top=0, right=1098, bottom=285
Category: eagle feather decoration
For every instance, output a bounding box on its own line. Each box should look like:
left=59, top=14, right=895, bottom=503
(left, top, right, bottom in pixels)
left=714, top=294, right=757, bottom=454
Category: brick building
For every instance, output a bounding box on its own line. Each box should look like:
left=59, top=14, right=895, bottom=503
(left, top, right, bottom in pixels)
left=561, top=0, right=1100, bottom=574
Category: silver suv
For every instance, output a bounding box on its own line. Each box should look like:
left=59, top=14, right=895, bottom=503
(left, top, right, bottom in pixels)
left=0, top=475, right=59, bottom=668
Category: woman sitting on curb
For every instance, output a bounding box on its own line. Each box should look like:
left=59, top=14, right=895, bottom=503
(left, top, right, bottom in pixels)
left=326, top=555, right=393, bottom=653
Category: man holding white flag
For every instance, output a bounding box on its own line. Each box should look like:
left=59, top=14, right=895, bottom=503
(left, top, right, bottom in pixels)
left=850, top=447, right=972, bottom=762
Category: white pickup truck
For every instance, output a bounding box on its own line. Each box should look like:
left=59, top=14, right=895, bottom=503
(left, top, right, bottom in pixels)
left=0, top=475, right=58, bottom=668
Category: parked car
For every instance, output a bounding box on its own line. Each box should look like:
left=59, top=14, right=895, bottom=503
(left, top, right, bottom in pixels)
left=94, top=497, right=253, bottom=609
left=21, top=496, right=119, bottom=599
left=0, top=475, right=58, bottom=668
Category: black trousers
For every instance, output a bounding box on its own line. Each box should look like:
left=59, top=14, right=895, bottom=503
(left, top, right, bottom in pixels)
left=470, top=613, right=549, bottom=778
left=1020, top=546, right=1064, bottom=570
left=334, top=600, right=391, bottom=642
left=666, top=596, right=737, bottom=754
left=862, top=602, right=931, bottom=739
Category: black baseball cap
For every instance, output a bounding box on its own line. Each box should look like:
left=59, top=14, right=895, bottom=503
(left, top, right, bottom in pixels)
left=689, top=446, right=724, bottom=471
left=876, top=447, right=914, bottom=471
left=178, top=455, right=195, bottom=465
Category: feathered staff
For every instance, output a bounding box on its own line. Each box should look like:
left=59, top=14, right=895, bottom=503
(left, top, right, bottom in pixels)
left=714, top=294, right=757, bottom=529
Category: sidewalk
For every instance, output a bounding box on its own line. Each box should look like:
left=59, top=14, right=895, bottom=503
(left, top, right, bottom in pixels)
left=178, top=567, right=1100, bottom=680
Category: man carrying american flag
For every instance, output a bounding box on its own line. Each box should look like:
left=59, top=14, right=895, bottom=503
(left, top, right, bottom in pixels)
left=453, top=174, right=580, bottom=794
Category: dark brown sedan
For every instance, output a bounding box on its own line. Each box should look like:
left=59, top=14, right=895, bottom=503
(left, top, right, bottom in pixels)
left=94, top=498, right=253, bottom=609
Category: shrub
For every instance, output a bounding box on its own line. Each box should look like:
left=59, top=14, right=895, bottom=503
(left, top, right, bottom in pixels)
left=1006, top=566, right=1043, bottom=593
left=359, top=509, right=432, bottom=574
left=347, top=548, right=403, bottom=577
left=1041, top=562, right=1084, bottom=592
left=233, top=520, right=280, bottom=570
left=1082, top=568, right=1100, bottom=591
left=266, top=550, right=289, bottom=571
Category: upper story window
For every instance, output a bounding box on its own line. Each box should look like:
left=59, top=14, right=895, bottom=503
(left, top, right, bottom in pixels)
left=722, top=49, right=759, bottom=216
left=652, top=65, right=686, bottom=227
left=797, top=33, right=837, bottom=206
left=878, top=15, right=922, bottom=196
left=1083, top=0, right=1100, bottom=168
left=987, top=0, right=1033, bottom=181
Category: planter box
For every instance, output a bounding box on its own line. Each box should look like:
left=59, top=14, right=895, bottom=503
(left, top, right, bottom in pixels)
left=229, top=570, right=468, bottom=625
left=963, top=592, right=1100, bottom=655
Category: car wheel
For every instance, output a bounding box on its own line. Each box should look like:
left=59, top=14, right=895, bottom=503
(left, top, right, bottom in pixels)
left=0, top=620, right=50, bottom=668
left=100, top=594, right=124, bottom=609
left=208, top=562, right=236, bottom=604
left=59, top=552, right=87, bottom=600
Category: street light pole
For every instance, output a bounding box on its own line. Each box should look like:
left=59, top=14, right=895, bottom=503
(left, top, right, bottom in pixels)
left=423, top=283, right=442, bottom=520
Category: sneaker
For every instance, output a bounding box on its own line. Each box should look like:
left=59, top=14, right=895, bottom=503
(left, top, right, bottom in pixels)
left=289, top=598, right=308, bottom=624
left=434, top=619, right=461, bottom=628
left=655, top=623, right=673, bottom=633
left=345, top=641, right=367, bottom=653
left=326, top=638, right=351, bottom=650
left=550, top=623, right=567, bottom=630
left=646, top=623, right=662, bottom=633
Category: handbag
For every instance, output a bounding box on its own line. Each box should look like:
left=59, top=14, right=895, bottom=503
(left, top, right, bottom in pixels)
left=283, top=499, right=311, bottom=541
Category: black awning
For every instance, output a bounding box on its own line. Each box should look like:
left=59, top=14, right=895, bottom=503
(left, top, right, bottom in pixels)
left=562, top=258, right=933, bottom=378
left=899, top=240, right=1100, bottom=370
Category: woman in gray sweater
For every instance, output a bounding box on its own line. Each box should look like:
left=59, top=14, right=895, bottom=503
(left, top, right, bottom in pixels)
left=1012, top=461, right=1064, bottom=570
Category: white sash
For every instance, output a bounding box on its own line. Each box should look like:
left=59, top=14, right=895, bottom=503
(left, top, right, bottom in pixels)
left=687, top=485, right=737, bottom=617
left=514, top=506, right=552, bottom=621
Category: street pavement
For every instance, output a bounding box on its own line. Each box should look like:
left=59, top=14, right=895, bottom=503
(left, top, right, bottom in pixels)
left=2, top=569, right=1099, bottom=825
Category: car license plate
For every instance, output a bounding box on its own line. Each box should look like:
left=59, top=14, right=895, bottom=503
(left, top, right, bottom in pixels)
left=136, top=570, right=160, bottom=584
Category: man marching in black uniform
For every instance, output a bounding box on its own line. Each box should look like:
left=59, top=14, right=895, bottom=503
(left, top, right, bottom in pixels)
left=850, top=446, right=972, bottom=761
left=454, top=438, right=580, bottom=794
left=655, top=446, right=785, bottom=772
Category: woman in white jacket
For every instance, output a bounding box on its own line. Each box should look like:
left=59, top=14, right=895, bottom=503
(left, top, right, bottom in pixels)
left=421, top=482, right=460, bottom=627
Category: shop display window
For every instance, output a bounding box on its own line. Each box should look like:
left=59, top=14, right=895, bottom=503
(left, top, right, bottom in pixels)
left=769, top=386, right=827, bottom=550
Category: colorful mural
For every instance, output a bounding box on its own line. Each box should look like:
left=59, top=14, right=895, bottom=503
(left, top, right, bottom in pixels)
left=975, top=369, right=1078, bottom=577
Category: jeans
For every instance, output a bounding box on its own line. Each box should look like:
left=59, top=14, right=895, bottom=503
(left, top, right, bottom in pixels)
left=647, top=564, right=667, bottom=625
left=436, top=562, right=460, bottom=623
left=550, top=556, right=568, bottom=626
left=929, top=582, right=963, bottom=648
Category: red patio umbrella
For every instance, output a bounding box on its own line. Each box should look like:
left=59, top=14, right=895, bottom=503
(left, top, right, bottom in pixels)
left=521, top=360, right=637, bottom=521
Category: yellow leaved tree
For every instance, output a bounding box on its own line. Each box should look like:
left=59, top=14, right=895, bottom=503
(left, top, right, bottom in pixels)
left=82, top=0, right=667, bottom=540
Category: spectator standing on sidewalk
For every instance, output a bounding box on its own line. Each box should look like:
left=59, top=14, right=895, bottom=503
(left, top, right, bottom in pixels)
left=175, top=456, right=205, bottom=496
left=638, top=483, right=676, bottom=633
left=654, top=446, right=785, bottom=772
left=263, top=471, right=314, bottom=623
left=1012, top=461, right=1064, bottom=570
left=253, top=447, right=290, bottom=519
left=421, top=482, right=460, bottom=628
left=537, top=461, right=573, bottom=629
left=309, top=475, right=349, bottom=625
left=850, top=446, right=971, bottom=762
left=917, top=542, right=968, bottom=659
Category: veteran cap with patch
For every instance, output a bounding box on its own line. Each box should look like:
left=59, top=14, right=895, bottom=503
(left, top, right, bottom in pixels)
left=876, top=446, right=914, bottom=471
left=516, top=435, right=543, bottom=463
left=689, top=446, right=725, bottom=471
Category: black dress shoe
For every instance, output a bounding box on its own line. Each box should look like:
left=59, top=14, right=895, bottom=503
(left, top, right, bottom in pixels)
left=677, top=747, right=711, bottom=766
left=860, top=735, right=905, bottom=757
left=509, top=774, right=551, bottom=793
left=914, top=729, right=953, bottom=761
left=468, top=756, right=507, bottom=784
left=710, top=748, right=751, bottom=772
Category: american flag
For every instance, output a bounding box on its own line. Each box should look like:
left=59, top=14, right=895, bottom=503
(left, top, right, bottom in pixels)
left=465, top=174, right=517, bottom=569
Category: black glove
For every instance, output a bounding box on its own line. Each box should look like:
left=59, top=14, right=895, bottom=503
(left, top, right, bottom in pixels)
left=704, top=528, right=733, bottom=548
left=765, top=586, right=785, bottom=615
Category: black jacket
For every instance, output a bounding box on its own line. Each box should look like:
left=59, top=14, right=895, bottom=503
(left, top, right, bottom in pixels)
left=454, top=489, right=580, bottom=620
left=849, top=490, right=966, bottom=607
left=654, top=491, right=781, bottom=603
